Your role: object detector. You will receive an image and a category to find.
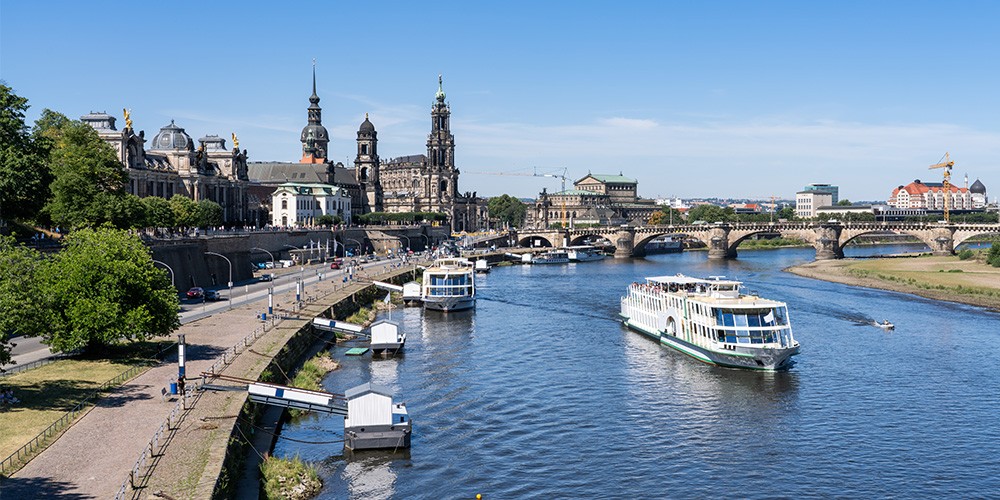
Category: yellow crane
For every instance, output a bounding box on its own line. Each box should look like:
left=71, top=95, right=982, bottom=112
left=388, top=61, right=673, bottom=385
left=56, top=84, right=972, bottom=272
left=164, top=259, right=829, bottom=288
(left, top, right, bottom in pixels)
left=928, top=152, right=956, bottom=222
left=466, top=167, right=570, bottom=227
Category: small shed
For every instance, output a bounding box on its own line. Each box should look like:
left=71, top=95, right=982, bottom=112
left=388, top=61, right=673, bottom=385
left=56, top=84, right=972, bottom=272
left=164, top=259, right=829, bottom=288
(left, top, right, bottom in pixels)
left=370, top=320, right=402, bottom=345
left=344, top=382, right=394, bottom=428
left=402, top=281, right=422, bottom=305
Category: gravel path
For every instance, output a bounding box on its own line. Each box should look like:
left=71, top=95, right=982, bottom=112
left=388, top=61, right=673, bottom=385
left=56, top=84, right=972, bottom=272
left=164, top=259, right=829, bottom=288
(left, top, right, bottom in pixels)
left=0, top=260, right=416, bottom=499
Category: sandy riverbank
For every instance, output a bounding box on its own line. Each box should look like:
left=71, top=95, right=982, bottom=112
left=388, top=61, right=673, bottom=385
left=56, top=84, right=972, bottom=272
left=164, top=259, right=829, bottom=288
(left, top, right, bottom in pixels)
left=785, top=255, right=1000, bottom=312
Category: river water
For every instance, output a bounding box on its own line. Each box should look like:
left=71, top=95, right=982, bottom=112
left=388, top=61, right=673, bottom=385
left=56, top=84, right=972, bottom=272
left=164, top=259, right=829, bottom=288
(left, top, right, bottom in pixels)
left=273, top=245, right=1000, bottom=498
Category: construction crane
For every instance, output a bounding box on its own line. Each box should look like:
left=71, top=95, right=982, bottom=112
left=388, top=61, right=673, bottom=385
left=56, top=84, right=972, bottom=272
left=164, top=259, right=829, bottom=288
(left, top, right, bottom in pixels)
left=928, top=152, right=956, bottom=222
left=465, top=167, right=568, bottom=191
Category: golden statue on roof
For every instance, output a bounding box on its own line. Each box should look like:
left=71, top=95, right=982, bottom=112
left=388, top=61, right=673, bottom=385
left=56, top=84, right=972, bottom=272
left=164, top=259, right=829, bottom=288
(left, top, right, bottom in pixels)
left=232, top=132, right=239, bottom=150
left=122, top=108, right=132, bottom=130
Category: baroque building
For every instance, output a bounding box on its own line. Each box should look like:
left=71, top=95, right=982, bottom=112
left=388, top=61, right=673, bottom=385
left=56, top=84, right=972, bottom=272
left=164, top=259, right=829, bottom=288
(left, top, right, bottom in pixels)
left=528, top=173, right=658, bottom=228
left=888, top=178, right=983, bottom=210
left=248, top=69, right=487, bottom=231
left=82, top=111, right=251, bottom=224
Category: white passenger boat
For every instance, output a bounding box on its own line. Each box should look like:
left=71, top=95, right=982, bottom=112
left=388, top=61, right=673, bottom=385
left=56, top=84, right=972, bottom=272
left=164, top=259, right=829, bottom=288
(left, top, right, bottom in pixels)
left=421, top=258, right=476, bottom=312
left=530, top=250, right=569, bottom=264
left=565, top=245, right=605, bottom=262
left=619, top=274, right=799, bottom=370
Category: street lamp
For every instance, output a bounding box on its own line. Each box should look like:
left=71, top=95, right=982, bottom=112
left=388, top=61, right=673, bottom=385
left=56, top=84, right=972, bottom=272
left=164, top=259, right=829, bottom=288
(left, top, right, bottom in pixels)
left=399, top=235, right=410, bottom=253
left=418, top=233, right=429, bottom=250
left=282, top=244, right=301, bottom=265
left=204, top=251, right=232, bottom=309
left=346, top=238, right=363, bottom=257
left=250, top=247, right=275, bottom=272
left=152, top=260, right=175, bottom=288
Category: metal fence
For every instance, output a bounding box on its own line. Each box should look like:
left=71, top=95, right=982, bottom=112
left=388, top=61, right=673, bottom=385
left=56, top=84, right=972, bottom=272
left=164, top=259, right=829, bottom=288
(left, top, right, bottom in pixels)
left=0, top=363, right=148, bottom=477
left=0, top=356, right=65, bottom=378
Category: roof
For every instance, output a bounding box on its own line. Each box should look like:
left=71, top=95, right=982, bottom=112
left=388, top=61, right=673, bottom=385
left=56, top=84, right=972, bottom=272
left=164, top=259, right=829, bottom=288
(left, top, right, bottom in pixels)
left=345, top=382, right=393, bottom=399
left=797, top=190, right=833, bottom=195
left=385, top=154, right=427, bottom=165
left=552, top=189, right=599, bottom=196
left=248, top=162, right=327, bottom=184
left=970, top=179, right=986, bottom=194
left=579, top=173, right=637, bottom=184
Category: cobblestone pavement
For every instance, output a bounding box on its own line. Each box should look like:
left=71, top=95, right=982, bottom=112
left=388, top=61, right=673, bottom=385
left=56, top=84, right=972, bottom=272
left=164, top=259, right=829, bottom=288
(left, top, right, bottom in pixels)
left=0, top=260, right=416, bottom=499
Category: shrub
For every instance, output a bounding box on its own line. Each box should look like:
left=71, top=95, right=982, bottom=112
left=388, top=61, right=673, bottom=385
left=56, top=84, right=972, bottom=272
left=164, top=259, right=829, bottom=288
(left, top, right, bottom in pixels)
left=958, top=249, right=974, bottom=260
left=988, top=243, right=1000, bottom=268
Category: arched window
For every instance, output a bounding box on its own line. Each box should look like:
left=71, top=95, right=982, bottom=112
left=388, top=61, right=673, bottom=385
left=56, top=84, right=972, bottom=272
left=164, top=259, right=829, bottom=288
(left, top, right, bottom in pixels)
left=361, top=144, right=369, bottom=155
left=281, top=199, right=287, bottom=210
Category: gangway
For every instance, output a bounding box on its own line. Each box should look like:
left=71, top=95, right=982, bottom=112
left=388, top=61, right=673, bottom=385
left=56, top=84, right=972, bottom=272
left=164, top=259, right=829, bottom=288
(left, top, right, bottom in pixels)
left=312, top=317, right=366, bottom=335
left=248, top=381, right=348, bottom=415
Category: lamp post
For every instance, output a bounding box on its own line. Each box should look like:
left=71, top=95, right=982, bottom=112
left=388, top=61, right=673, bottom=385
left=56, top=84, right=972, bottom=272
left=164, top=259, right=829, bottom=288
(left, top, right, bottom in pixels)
left=418, top=233, right=429, bottom=251
left=152, top=260, right=175, bottom=288
left=399, top=235, right=410, bottom=253
left=250, top=247, right=275, bottom=272
left=346, top=238, right=363, bottom=257
left=204, top=251, right=232, bottom=309
left=282, top=244, right=301, bottom=265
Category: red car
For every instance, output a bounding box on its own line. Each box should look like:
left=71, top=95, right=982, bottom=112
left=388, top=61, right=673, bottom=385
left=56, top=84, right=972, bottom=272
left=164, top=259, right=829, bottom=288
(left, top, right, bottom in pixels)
left=330, top=259, right=343, bottom=270
left=186, top=287, right=204, bottom=299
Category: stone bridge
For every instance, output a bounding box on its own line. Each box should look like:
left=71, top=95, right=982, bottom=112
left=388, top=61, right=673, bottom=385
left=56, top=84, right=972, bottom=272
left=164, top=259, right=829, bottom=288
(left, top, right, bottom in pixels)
left=512, top=222, right=1000, bottom=260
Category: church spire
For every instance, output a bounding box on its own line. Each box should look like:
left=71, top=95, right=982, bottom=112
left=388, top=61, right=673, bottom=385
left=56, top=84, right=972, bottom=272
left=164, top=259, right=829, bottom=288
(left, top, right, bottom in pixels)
left=300, top=59, right=329, bottom=163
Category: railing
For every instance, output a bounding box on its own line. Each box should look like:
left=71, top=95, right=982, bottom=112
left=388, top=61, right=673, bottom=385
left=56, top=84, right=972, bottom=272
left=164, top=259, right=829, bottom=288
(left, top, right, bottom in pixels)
left=0, top=355, right=66, bottom=378
left=0, top=363, right=148, bottom=477
left=112, top=263, right=418, bottom=499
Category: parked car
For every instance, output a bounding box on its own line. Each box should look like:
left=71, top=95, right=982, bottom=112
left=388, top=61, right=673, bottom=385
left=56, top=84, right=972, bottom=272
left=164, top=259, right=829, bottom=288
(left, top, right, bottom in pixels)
left=330, top=259, right=343, bottom=270
left=186, top=287, right=204, bottom=299
left=205, top=290, right=223, bottom=301
left=259, top=273, right=273, bottom=282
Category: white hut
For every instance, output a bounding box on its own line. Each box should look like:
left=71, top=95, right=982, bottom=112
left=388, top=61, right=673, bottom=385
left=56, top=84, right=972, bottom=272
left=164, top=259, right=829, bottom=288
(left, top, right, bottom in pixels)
left=402, top=281, right=422, bottom=305
left=344, top=382, right=411, bottom=450
left=370, top=320, right=405, bottom=355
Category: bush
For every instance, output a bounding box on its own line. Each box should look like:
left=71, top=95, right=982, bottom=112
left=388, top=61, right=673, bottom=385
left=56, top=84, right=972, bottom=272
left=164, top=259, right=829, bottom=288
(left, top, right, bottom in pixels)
left=957, top=249, right=975, bottom=260
left=988, top=243, right=1000, bottom=268
left=260, top=455, right=321, bottom=499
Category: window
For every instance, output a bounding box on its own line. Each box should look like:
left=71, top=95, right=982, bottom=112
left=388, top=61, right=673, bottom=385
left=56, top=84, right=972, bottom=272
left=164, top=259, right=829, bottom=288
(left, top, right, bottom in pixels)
left=281, top=199, right=287, bottom=210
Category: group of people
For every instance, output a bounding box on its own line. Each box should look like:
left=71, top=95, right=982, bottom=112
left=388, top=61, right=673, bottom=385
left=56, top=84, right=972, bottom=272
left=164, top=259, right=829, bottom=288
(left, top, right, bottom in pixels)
left=0, top=388, right=20, bottom=408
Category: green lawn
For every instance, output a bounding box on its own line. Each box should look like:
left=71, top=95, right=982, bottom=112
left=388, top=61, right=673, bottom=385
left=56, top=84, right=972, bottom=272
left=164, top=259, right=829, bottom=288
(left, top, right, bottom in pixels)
left=0, top=359, right=141, bottom=464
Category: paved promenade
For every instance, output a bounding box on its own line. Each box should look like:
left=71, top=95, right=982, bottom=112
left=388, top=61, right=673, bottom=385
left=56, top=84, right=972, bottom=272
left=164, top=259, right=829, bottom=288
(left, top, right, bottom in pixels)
left=0, top=260, right=413, bottom=499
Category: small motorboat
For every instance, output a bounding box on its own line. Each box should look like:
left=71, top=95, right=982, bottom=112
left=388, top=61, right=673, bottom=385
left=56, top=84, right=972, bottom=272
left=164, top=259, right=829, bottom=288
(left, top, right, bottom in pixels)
left=875, top=320, right=895, bottom=331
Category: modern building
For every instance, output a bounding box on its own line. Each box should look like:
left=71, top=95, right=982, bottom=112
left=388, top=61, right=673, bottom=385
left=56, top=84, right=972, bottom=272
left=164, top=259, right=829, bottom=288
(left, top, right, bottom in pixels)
left=803, top=183, right=839, bottom=204
left=82, top=112, right=251, bottom=224
left=528, top=173, right=658, bottom=228
left=796, top=190, right=833, bottom=218
left=888, top=179, right=978, bottom=210
left=248, top=70, right=487, bottom=231
left=270, top=182, right=352, bottom=227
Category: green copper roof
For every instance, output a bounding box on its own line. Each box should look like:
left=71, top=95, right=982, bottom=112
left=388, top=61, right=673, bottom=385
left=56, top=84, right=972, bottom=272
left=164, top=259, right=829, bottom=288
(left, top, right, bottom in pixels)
left=587, top=173, right=636, bottom=184
left=553, top=189, right=599, bottom=196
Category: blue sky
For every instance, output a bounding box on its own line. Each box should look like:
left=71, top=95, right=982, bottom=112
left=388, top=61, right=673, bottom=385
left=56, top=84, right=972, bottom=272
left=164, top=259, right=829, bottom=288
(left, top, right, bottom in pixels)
left=3, top=1, right=999, bottom=201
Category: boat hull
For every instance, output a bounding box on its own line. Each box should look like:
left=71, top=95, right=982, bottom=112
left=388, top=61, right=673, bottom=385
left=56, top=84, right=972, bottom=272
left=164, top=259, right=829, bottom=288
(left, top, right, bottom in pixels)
left=570, top=254, right=604, bottom=262
left=423, top=296, right=476, bottom=312
left=621, top=316, right=798, bottom=371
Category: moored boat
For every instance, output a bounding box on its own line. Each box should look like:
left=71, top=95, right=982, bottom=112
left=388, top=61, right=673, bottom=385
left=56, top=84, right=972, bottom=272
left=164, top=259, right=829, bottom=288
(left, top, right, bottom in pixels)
left=530, top=250, right=569, bottom=265
left=565, top=245, right=605, bottom=262
left=619, top=274, right=799, bottom=370
left=421, top=258, right=476, bottom=312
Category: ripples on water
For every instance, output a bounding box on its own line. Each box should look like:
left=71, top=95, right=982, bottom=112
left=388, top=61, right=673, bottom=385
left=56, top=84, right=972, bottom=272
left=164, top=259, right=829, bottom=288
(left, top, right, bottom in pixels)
left=274, top=245, right=1000, bottom=498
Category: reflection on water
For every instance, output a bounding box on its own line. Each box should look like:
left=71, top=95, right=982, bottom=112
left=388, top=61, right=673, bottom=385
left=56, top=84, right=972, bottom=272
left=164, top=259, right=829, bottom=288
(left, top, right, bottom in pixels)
left=274, top=244, right=1000, bottom=498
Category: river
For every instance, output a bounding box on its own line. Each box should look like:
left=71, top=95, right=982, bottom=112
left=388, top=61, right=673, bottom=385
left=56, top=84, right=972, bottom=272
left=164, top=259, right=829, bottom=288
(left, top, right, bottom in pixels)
left=273, top=245, right=1000, bottom=498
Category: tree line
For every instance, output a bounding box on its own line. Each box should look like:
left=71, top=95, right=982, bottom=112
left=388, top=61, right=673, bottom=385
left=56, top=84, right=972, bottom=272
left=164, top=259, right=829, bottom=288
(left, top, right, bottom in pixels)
left=0, top=84, right=222, bottom=235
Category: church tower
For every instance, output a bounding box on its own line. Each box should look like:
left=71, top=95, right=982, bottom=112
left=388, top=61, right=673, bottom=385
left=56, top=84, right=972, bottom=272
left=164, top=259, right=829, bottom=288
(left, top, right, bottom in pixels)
left=426, top=74, right=458, bottom=212
left=300, top=61, right=329, bottom=163
left=355, top=113, right=382, bottom=212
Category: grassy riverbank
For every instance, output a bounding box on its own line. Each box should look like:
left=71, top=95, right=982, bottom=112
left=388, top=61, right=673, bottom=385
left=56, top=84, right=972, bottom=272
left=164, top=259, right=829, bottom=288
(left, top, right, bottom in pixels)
left=260, top=454, right=321, bottom=499
left=786, top=254, right=1000, bottom=311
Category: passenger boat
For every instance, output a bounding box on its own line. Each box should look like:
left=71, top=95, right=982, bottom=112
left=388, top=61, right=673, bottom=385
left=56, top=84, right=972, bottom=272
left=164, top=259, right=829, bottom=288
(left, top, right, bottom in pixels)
left=530, top=250, right=570, bottom=265
left=644, top=236, right=683, bottom=254
left=619, top=274, right=799, bottom=370
left=421, top=258, right=476, bottom=312
left=565, top=245, right=605, bottom=262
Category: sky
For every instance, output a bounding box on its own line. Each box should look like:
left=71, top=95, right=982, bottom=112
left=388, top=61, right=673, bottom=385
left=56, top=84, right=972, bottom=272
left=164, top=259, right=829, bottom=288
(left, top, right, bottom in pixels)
left=2, top=1, right=999, bottom=201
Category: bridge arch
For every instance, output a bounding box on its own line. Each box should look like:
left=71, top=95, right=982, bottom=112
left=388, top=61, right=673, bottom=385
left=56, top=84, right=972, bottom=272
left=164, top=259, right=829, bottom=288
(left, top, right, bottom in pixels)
left=839, top=229, right=935, bottom=252
left=568, top=233, right=614, bottom=247
left=954, top=229, right=1000, bottom=249
left=517, top=235, right=555, bottom=248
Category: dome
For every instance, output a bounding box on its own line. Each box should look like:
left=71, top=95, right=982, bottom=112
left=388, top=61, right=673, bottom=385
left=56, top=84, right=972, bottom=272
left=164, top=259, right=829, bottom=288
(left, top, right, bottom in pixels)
left=359, top=114, right=375, bottom=132
left=151, top=120, right=193, bottom=151
left=300, top=124, right=328, bottom=143
left=970, top=178, right=986, bottom=194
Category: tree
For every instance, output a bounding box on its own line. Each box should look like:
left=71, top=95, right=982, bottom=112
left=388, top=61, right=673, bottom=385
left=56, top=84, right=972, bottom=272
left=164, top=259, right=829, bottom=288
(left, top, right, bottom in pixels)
left=37, top=111, right=129, bottom=229
left=0, top=84, right=51, bottom=222
left=316, top=214, right=335, bottom=226
left=686, top=204, right=734, bottom=223
left=487, top=194, right=526, bottom=228
left=648, top=207, right=684, bottom=225
left=777, top=206, right=796, bottom=221
left=36, top=227, right=179, bottom=353
left=141, top=196, right=175, bottom=228
left=0, top=236, right=47, bottom=365
left=196, top=199, right=223, bottom=228
left=169, top=195, right=199, bottom=227
left=837, top=199, right=853, bottom=206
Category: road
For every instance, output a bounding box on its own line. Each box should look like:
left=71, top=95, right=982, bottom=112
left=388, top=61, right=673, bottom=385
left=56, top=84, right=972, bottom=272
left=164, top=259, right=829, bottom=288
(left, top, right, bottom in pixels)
left=1, top=256, right=414, bottom=371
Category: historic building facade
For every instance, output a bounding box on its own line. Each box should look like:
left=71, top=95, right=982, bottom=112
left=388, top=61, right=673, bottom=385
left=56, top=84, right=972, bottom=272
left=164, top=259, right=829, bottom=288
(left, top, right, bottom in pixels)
left=247, top=71, right=487, bottom=231
left=527, top=173, right=657, bottom=228
left=270, top=182, right=352, bottom=227
left=82, top=111, right=251, bottom=224
left=888, top=178, right=984, bottom=210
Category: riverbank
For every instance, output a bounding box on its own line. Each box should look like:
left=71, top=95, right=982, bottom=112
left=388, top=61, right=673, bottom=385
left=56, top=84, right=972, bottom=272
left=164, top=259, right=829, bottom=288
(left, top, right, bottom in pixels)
left=786, top=255, right=1000, bottom=312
